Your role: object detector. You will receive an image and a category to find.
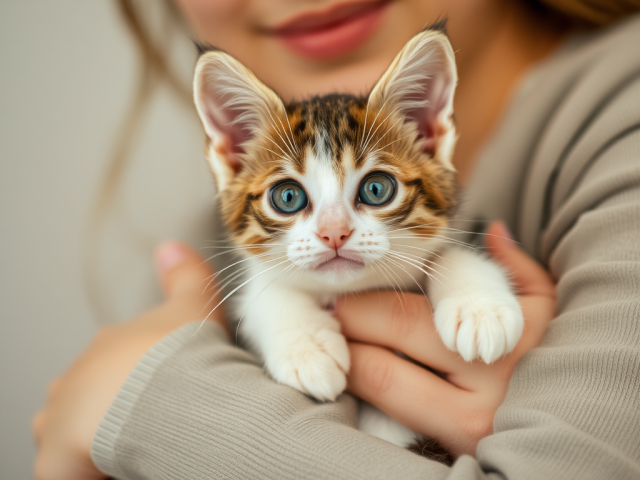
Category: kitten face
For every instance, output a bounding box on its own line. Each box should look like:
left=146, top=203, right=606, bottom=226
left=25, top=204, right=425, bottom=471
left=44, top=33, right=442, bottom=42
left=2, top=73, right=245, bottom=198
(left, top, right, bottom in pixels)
left=220, top=95, right=456, bottom=287
left=193, top=29, right=458, bottom=290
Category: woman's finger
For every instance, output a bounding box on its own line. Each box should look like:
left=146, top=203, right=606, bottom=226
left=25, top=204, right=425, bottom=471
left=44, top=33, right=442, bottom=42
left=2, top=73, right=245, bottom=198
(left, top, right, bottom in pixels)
left=347, top=343, right=491, bottom=456
left=149, top=241, right=227, bottom=332
left=155, top=242, right=218, bottom=299
left=31, top=411, right=44, bottom=443
left=484, top=222, right=556, bottom=361
left=336, top=286, right=541, bottom=387
left=484, top=222, right=555, bottom=297
left=336, top=292, right=463, bottom=373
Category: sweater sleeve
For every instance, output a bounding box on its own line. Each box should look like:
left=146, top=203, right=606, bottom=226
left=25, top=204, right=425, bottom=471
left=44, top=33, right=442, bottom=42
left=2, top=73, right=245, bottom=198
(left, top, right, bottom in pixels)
left=91, top=321, right=456, bottom=480
left=474, top=125, right=640, bottom=478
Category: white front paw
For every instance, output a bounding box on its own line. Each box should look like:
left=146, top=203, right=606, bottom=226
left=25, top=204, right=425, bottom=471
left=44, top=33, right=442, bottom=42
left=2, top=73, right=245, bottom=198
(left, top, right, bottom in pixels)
left=267, top=328, right=350, bottom=402
left=434, top=294, right=523, bottom=363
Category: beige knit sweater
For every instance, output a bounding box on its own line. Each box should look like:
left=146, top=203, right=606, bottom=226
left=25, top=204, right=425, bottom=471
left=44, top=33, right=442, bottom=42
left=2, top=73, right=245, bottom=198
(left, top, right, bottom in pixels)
left=92, top=15, right=640, bottom=480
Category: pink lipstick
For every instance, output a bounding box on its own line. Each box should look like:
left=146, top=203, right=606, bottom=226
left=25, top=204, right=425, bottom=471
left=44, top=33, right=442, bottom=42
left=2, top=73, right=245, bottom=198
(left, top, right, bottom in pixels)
left=269, top=0, right=391, bottom=61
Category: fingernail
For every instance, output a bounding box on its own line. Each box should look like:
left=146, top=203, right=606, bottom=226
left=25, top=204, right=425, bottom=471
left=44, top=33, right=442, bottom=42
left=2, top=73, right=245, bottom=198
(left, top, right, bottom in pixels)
left=156, top=242, right=186, bottom=273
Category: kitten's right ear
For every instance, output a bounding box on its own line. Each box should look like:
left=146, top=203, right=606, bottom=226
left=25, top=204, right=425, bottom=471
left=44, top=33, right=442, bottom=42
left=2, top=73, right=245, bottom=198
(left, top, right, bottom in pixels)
left=193, top=50, right=285, bottom=190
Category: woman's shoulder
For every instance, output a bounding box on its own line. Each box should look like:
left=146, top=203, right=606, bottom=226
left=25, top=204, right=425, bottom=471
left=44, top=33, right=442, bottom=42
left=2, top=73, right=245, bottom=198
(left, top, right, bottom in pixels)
left=545, top=13, right=640, bottom=117
left=519, top=13, right=640, bottom=138
left=461, top=15, right=640, bottom=254
left=515, top=14, right=640, bottom=255
left=463, top=14, right=640, bottom=258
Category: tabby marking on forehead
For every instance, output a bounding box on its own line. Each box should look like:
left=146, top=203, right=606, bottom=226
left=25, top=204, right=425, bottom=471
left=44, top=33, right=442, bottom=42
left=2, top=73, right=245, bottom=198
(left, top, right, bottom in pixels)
left=286, top=94, right=364, bottom=178
left=218, top=92, right=457, bottom=247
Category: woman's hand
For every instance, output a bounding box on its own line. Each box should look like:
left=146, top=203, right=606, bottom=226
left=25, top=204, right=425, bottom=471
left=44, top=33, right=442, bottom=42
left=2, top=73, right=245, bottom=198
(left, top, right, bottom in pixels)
left=336, top=222, right=556, bottom=457
left=32, top=243, right=223, bottom=480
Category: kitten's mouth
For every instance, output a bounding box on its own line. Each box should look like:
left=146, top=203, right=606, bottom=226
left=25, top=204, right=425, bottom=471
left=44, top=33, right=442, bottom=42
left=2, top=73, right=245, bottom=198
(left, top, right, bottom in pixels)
left=316, top=254, right=365, bottom=272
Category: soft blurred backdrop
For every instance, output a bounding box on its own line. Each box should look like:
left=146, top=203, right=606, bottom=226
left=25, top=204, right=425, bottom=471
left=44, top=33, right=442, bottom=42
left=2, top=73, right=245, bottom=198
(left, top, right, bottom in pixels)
left=0, top=2, right=216, bottom=477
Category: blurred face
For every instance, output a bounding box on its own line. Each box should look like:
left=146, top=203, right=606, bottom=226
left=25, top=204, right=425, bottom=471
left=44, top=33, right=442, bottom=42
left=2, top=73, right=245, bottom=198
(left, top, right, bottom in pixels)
left=174, top=0, right=501, bottom=101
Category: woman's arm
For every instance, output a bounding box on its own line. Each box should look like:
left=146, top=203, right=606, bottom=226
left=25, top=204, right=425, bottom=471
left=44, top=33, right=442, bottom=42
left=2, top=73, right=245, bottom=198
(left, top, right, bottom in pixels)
left=91, top=320, right=454, bottom=480
left=476, top=128, right=640, bottom=479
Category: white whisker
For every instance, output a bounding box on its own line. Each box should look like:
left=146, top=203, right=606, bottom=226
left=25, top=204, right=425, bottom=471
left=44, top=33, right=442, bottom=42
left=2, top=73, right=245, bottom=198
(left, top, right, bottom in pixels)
left=388, top=235, right=476, bottom=250
left=234, top=262, right=297, bottom=345
left=201, top=244, right=287, bottom=262
left=358, top=95, right=372, bottom=153
left=252, top=129, right=295, bottom=161
left=192, top=257, right=292, bottom=338
left=202, top=250, right=285, bottom=294
left=266, top=108, right=297, bottom=159
left=383, top=254, right=428, bottom=300
left=360, top=102, right=395, bottom=154
left=377, top=257, right=407, bottom=308
left=361, top=108, right=403, bottom=154
left=200, top=255, right=289, bottom=312
left=284, top=113, right=300, bottom=155
left=367, top=129, right=415, bottom=157
left=276, top=114, right=299, bottom=157
left=253, top=144, right=293, bottom=164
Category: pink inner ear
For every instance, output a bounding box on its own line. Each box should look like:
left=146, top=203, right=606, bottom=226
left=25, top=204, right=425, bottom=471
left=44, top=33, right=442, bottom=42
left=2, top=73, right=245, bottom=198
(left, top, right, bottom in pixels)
left=204, top=91, right=255, bottom=173
left=206, top=98, right=253, bottom=147
left=210, top=126, right=244, bottom=174
left=406, top=75, right=453, bottom=156
left=412, top=112, right=451, bottom=156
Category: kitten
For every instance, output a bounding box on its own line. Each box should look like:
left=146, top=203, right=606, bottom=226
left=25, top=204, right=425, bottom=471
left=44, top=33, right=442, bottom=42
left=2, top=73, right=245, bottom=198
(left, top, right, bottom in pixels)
left=192, top=28, right=523, bottom=455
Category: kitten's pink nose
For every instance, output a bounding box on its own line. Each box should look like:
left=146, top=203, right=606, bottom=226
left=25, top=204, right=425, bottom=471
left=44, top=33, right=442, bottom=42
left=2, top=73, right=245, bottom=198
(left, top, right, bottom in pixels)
left=317, top=226, right=353, bottom=250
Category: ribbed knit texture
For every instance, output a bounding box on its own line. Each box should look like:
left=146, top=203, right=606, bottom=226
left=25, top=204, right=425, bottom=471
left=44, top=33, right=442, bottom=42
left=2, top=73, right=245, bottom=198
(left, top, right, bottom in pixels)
left=92, top=14, right=640, bottom=480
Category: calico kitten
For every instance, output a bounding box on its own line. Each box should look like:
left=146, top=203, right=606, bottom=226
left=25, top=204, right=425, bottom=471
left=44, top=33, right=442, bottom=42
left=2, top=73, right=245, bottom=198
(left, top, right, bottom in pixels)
left=192, top=29, right=523, bottom=454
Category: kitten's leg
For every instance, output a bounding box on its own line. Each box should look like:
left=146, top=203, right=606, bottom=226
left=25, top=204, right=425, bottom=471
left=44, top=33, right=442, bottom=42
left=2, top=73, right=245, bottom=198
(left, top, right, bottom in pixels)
left=428, top=246, right=523, bottom=363
left=358, top=402, right=417, bottom=447
left=240, top=282, right=349, bottom=402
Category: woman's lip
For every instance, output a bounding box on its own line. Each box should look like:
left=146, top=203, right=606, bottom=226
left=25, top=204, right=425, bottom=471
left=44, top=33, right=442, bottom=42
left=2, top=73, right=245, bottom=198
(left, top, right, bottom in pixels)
left=271, top=0, right=389, bottom=34
left=269, top=0, right=391, bottom=61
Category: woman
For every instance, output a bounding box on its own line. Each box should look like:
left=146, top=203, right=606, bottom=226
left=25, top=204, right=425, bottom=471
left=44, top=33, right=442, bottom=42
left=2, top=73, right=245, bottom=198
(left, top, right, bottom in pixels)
left=33, top=1, right=640, bottom=478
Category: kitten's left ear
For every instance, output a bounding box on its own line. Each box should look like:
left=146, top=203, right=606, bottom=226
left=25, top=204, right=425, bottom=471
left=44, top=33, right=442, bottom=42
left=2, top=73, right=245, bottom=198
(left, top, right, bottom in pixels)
left=369, top=30, right=458, bottom=170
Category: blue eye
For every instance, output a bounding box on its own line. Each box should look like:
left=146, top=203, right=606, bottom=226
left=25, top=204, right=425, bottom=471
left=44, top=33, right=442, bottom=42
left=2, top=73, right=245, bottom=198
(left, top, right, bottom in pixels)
left=359, top=173, right=395, bottom=206
left=271, top=182, right=308, bottom=213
